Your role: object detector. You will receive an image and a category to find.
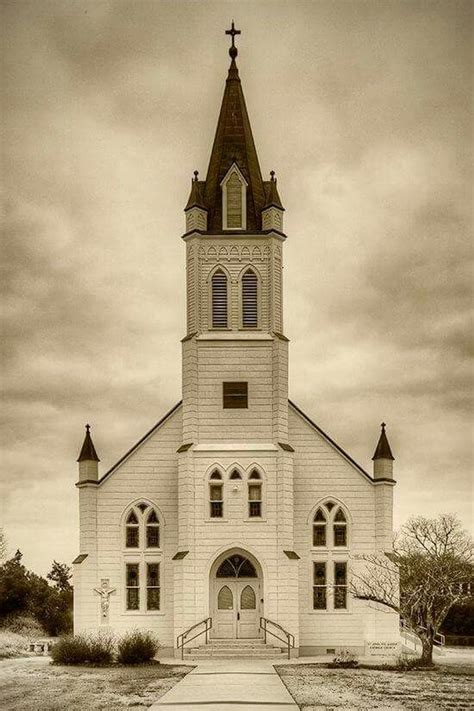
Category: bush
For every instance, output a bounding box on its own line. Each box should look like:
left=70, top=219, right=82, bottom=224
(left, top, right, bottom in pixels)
left=51, top=633, right=114, bottom=665
left=117, top=630, right=159, bottom=664
left=329, top=648, right=359, bottom=668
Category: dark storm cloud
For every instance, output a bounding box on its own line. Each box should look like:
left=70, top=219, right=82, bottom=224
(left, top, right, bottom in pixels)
left=1, top=0, right=472, bottom=574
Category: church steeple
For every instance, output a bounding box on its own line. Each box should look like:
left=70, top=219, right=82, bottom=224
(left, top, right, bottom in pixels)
left=184, top=24, right=283, bottom=233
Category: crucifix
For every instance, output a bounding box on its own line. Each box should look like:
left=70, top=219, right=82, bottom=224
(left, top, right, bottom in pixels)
left=94, top=579, right=116, bottom=619
left=226, top=21, right=241, bottom=57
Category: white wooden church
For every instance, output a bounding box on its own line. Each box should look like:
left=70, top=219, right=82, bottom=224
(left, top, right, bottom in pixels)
left=73, top=26, right=400, bottom=658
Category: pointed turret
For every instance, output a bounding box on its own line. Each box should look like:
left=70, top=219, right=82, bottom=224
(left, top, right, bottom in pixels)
left=262, top=171, right=285, bottom=231
left=372, top=423, right=394, bottom=480
left=77, top=424, right=99, bottom=483
left=185, top=171, right=208, bottom=232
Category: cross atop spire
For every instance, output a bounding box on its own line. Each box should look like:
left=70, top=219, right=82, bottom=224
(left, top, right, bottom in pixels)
left=226, top=21, right=241, bottom=58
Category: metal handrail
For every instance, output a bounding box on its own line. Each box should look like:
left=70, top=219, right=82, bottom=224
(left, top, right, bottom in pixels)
left=400, top=619, right=445, bottom=647
left=260, top=616, right=295, bottom=659
left=176, top=617, right=212, bottom=660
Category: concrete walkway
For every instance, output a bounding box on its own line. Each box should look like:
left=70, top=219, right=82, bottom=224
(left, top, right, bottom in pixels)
left=149, top=659, right=298, bottom=710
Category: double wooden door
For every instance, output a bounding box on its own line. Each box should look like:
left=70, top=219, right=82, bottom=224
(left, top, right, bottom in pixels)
left=212, top=580, right=260, bottom=638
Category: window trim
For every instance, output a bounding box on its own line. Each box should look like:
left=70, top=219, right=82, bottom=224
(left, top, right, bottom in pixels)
left=210, top=267, right=229, bottom=329
left=223, top=381, right=248, bottom=409
left=239, top=267, right=260, bottom=329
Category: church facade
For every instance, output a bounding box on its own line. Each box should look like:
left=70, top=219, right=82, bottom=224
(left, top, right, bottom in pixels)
left=73, top=29, right=399, bottom=657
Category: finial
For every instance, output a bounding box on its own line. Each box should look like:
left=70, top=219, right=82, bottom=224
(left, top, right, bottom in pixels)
left=193, top=170, right=199, bottom=182
left=381, top=422, right=386, bottom=431
left=226, top=21, right=241, bottom=59
left=270, top=170, right=275, bottom=182
left=86, top=423, right=90, bottom=433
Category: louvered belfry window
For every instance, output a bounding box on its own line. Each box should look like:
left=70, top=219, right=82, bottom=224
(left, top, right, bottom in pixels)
left=226, top=172, right=243, bottom=228
left=211, top=270, right=228, bottom=328
left=242, top=269, right=258, bottom=327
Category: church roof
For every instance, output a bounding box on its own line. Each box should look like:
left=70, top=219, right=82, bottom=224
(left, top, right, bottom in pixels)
left=372, top=423, right=395, bottom=460
left=77, top=424, right=100, bottom=462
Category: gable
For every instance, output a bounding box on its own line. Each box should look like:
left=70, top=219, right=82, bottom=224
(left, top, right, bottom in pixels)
left=288, top=400, right=374, bottom=485
left=98, top=401, right=182, bottom=485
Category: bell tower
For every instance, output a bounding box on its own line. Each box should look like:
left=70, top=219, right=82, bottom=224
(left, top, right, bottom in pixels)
left=181, top=23, right=288, bottom=447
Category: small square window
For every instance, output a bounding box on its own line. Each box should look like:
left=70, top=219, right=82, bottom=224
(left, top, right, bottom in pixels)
left=223, top=382, right=248, bottom=409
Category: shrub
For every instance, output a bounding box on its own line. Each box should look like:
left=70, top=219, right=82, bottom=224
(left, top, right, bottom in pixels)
left=51, top=633, right=114, bottom=665
left=0, top=631, right=29, bottom=660
left=51, top=635, right=91, bottom=664
left=117, top=630, right=159, bottom=664
left=329, top=648, right=359, bottom=668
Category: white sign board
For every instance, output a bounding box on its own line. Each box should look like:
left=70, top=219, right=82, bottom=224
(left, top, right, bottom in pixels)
left=365, top=641, right=401, bottom=657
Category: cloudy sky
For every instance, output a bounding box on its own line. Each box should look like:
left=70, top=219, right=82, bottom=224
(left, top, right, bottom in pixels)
left=2, top=0, right=472, bottom=576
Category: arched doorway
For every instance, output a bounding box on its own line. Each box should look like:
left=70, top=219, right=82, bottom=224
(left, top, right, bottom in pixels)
left=210, top=552, right=262, bottom=639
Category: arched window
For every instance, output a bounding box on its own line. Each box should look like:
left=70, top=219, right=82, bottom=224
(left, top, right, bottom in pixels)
left=311, top=501, right=349, bottom=548
left=216, top=554, right=257, bottom=578
left=125, top=510, right=139, bottom=548
left=209, top=471, right=223, bottom=518
left=123, top=503, right=162, bottom=613
left=313, top=508, right=327, bottom=547
left=242, top=269, right=258, bottom=327
left=248, top=470, right=262, bottom=518
left=240, top=585, right=256, bottom=609
left=146, top=509, right=160, bottom=548
left=333, top=508, right=347, bottom=547
left=218, top=585, right=233, bottom=609
left=211, top=270, right=228, bottom=328
left=230, top=469, right=242, bottom=480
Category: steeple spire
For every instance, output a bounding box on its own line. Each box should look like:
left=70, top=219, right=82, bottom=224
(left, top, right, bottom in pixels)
left=372, top=423, right=394, bottom=461
left=202, top=23, right=266, bottom=231
left=77, top=423, right=100, bottom=462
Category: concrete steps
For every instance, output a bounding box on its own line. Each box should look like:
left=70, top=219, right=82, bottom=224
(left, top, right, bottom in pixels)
left=183, top=638, right=287, bottom=659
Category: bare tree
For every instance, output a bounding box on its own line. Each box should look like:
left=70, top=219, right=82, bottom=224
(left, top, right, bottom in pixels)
left=350, top=513, right=473, bottom=664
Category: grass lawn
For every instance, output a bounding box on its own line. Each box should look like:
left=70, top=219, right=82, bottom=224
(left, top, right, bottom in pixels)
left=275, top=663, right=474, bottom=710
left=0, top=656, right=193, bottom=710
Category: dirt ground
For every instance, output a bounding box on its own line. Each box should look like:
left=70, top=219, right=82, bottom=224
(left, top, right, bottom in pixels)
left=276, top=663, right=474, bottom=710
left=0, top=656, right=193, bottom=710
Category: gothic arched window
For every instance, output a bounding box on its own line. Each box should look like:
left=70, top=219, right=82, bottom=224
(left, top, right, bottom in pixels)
left=242, top=269, right=258, bottom=327
left=248, top=469, right=262, bottom=518
left=313, top=508, right=327, bottom=547
left=146, top=509, right=160, bottom=548
left=125, top=510, right=139, bottom=548
left=123, top=503, right=162, bottom=613
left=209, top=470, right=223, bottom=518
left=211, top=270, right=228, bottom=328
left=333, top=508, right=347, bottom=547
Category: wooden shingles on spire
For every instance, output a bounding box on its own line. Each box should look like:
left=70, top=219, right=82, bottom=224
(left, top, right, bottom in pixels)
left=202, top=54, right=266, bottom=231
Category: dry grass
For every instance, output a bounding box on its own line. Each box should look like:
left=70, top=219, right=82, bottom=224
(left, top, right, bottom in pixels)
left=0, top=656, right=193, bottom=710
left=276, top=663, right=474, bottom=710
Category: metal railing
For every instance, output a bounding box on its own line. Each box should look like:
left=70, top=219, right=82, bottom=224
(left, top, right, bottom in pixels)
left=400, top=619, right=445, bottom=648
left=260, top=616, right=295, bottom=659
left=176, top=617, right=212, bottom=660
